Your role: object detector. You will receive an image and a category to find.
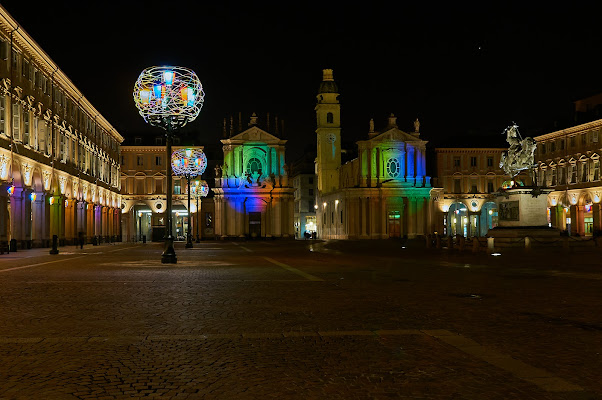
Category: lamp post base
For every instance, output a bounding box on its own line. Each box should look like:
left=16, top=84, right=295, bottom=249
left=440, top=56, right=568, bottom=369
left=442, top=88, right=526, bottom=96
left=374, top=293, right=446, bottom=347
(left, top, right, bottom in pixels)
left=195, top=236, right=200, bottom=243
left=161, top=237, right=177, bottom=264
left=185, top=236, right=193, bottom=248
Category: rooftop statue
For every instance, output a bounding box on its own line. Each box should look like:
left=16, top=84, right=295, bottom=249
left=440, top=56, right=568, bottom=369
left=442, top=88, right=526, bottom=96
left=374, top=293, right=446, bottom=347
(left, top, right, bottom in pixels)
left=499, top=123, right=537, bottom=178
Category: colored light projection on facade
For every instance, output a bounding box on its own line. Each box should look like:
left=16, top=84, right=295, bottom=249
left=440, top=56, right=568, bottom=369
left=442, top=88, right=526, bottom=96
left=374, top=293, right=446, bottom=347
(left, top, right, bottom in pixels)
left=213, top=122, right=295, bottom=238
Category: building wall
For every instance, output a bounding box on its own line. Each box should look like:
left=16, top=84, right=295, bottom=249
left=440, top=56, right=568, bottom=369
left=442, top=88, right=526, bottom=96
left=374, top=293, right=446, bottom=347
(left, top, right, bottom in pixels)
left=0, top=5, right=122, bottom=247
left=119, top=145, right=215, bottom=241
left=293, top=173, right=317, bottom=238
left=534, top=119, right=602, bottom=236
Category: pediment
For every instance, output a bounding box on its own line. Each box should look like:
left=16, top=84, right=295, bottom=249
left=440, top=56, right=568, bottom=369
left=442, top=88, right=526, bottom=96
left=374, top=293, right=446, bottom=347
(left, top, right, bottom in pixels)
left=368, top=127, right=423, bottom=144
left=224, top=126, right=283, bottom=144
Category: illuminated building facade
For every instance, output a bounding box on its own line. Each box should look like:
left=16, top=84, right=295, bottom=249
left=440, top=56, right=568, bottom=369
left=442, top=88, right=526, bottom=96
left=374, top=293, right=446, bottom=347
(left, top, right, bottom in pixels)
left=434, top=148, right=510, bottom=236
left=0, top=5, right=122, bottom=248
left=120, top=144, right=215, bottom=241
left=213, top=113, right=295, bottom=238
left=534, top=119, right=602, bottom=236
left=292, top=173, right=317, bottom=238
left=315, top=69, right=436, bottom=239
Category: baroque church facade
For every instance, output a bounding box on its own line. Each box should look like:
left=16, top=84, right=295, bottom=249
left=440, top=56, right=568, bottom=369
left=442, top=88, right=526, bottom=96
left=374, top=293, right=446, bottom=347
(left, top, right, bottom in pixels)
left=212, top=114, right=295, bottom=238
left=315, top=69, right=439, bottom=239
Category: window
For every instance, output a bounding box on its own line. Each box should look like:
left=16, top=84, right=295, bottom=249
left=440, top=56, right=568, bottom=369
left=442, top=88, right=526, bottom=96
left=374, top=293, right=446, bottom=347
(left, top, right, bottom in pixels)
left=174, top=180, right=181, bottom=194
left=487, top=181, right=494, bottom=193
left=340, top=210, right=343, bottom=223
left=12, top=103, right=20, bottom=141
left=387, top=157, right=401, bottom=177
left=487, top=156, right=493, bottom=167
left=582, top=133, right=587, bottom=144
left=560, top=139, right=565, bottom=150
left=594, top=131, right=599, bottom=143
left=246, top=157, right=263, bottom=177
left=11, top=50, right=18, bottom=71
left=570, top=136, right=576, bottom=147
left=155, top=179, right=163, bottom=194
left=569, top=164, right=577, bottom=184
left=308, top=200, right=313, bottom=212
left=309, top=188, right=314, bottom=196
left=23, top=112, right=29, bottom=145
left=453, top=157, right=460, bottom=167
left=155, top=156, right=162, bottom=166
left=136, top=155, right=144, bottom=166
left=550, top=141, right=556, bottom=152
left=454, top=179, right=461, bottom=193
left=308, top=177, right=313, bottom=184
left=134, top=137, right=142, bottom=144
left=593, top=160, right=600, bottom=181
left=471, top=184, right=478, bottom=193
left=120, top=156, right=125, bottom=165
left=580, top=162, right=588, bottom=182
left=331, top=211, right=334, bottom=224
left=155, top=137, right=163, bottom=145
left=326, top=112, right=334, bottom=124
left=0, top=96, right=4, bottom=134
left=551, top=169, right=557, bottom=186
left=136, top=179, right=144, bottom=194
left=470, top=156, right=477, bottom=167
left=38, top=120, right=46, bottom=153
left=541, top=143, right=546, bottom=154
left=22, top=59, right=28, bottom=77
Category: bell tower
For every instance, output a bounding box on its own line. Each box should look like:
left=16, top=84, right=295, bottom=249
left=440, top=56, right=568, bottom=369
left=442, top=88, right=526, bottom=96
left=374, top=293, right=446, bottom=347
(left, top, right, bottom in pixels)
left=315, top=69, right=341, bottom=194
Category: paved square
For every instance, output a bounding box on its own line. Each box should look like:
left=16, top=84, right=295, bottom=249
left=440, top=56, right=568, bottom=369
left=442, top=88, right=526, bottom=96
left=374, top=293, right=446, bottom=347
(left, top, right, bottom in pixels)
left=0, top=240, right=600, bottom=399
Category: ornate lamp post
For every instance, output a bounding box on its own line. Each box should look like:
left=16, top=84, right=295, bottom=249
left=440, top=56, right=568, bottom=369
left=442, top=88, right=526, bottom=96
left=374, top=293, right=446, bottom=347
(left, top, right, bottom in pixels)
left=171, top=148, right=207, bottom=248
left=192, top=180, right=209, bottom=242
left=133, top=66, right=205, bottom=263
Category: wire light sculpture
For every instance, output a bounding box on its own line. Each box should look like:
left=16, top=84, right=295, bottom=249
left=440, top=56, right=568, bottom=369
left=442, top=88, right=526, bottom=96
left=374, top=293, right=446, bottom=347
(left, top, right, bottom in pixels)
left=192, top=180, right=210, bottom=197
left=171, top=148, right=207, bottom=248
left=133, top=66, right=205, bottom=131
left=171, top=148, right=207, bottom=178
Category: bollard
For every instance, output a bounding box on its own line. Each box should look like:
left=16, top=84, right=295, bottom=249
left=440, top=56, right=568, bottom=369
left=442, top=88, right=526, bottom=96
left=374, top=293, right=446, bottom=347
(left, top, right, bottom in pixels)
left=435, top=234, right=441, bottom=249
left=524, top=236, right=531, bottom=252
left=487, top=237, right=495, bottom=254
left=9, top=238, right=17, bottom=253
left=143, top=235, right=147, bottom=244
left=457, top=235, right=465, bottom=251
left=472, top=237, right=479, bottom=253
left=49, top=235, right=59, bottom=255
left=446, top=235, right=453, bottom=250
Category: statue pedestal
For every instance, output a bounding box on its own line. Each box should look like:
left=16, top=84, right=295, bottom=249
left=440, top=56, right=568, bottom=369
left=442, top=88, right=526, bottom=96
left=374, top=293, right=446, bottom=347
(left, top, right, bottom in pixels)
left=487, top=187, right=561, bottom=248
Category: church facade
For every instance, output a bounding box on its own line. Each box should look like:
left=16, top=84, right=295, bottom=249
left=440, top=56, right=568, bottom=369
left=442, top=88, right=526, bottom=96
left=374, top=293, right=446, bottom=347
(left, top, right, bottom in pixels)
left=212, top=114, right=295, bottom=238
left=315, top=69, right=439, bottom=239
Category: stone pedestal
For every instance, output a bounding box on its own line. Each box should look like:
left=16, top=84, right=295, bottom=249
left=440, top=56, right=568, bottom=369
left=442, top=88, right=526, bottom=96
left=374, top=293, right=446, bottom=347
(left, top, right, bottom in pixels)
left=487, top=187, right=561, bottom=248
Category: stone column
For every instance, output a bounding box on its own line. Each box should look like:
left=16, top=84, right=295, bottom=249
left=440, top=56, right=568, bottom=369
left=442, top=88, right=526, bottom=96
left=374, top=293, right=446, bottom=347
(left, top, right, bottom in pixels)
left=569, top=205, right=578, bottom=235
left=64, top=199, right=75, bottom=244
left=416, top=197, right=425, bottom=237
left=87, top=203, right=95, bottom=241
left=408, top=197, right=417, bottom=238
left=265, top=197, right=272, bottom=238
left=406, top=145, right=415, bottom=185
left=272, top=197, right=282, bottom=237
left=32, top=193, right=46, bottom=247
left=380, top=196, right=387, bottom=239
left=576, top=205, right=585, bottom=236
left=77, top=201, right=86, bottom=238
left=49, top=195, right=63, bottom=240
left=592, top=203, right=602, bottom=235
left=0, top=187, right=9, bottom=243
left=9, top=188, right=24, bottom=245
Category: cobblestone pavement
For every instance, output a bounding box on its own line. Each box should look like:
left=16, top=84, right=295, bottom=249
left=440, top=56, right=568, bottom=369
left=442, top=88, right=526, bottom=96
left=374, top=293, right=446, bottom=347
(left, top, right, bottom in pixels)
left=0, top=240, right=600, bottom=399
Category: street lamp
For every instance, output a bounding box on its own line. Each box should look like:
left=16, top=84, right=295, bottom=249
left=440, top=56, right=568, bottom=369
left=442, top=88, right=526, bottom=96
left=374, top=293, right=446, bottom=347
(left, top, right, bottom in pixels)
left=133, top=66, right=205, bottom=264
left=138, top=211, right=142, bottom=241
left=171, top=148, right=207, bottom=248
left=192, top=180, right=209, bottom=242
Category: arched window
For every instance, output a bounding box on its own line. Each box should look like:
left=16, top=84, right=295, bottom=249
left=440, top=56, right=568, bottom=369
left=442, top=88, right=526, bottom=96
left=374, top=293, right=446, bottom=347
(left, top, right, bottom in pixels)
left=386, top=158, right=400, bottom=178
left=246, top=157, right=263, bottom=176
left=326, top=112, right=334, bottom=124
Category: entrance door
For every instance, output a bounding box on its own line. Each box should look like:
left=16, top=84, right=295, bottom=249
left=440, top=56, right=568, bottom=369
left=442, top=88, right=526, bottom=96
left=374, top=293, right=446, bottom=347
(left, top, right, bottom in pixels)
left=388, top=211, right=401, bottom=238
left=249, top=212, right=261, bottom=238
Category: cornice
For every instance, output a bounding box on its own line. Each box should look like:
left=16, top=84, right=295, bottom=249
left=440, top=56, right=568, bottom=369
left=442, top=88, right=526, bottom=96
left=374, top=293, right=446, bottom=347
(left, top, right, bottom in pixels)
left=534, top=119, right=602, bottom=141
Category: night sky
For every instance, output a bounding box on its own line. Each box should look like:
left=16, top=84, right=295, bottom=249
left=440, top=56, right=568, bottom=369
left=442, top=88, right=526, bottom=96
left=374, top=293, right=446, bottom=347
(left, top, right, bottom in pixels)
left=4, top=2, right=602, bottom=162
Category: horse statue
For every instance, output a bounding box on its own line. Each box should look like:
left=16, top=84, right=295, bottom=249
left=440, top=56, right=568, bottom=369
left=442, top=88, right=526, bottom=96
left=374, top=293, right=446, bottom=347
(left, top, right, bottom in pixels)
left=499, top=124, right=537, bottom=178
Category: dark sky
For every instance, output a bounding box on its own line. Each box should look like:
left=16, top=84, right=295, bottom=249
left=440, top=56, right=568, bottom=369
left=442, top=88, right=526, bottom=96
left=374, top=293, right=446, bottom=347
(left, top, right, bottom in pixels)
left=4, top=2, right=602, bottom=161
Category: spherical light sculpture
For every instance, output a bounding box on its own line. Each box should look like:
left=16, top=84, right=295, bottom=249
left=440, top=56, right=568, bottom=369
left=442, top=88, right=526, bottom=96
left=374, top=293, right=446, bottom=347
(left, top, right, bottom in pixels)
left=133, top=66, right=205, bottom=131
left=193, top=180, right=210, bottom=198
left=171, top=148, right=207, bottom=178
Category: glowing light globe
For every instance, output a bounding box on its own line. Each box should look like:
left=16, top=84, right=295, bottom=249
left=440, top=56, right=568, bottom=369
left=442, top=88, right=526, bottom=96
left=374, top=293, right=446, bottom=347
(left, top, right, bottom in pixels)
left=133, top=66, right=205, bottom=130
left=171, top=148, right=207, bottom=178
left=193, top=180, right=210, bottom=197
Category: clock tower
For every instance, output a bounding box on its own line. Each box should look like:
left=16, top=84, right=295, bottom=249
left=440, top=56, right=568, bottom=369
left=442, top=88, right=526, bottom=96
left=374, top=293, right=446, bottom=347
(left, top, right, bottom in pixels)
left=315, top=69, right=341, bottom=194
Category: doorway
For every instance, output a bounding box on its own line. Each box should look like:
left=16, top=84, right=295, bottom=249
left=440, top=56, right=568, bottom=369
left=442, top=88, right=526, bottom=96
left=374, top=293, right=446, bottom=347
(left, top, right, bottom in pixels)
left=249, top=212, right=261, bottom=238
left=388, top=210, right=401, bottom=238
